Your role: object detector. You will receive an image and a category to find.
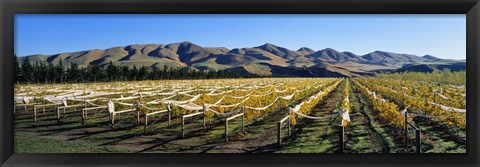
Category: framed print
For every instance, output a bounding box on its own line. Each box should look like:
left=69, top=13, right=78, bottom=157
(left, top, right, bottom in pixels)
left=1, top=0, right=479, bottom=167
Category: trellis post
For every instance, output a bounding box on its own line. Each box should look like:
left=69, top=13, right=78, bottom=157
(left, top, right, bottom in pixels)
left=181, top=116, right=185, bottom=138
left=56, top=107, right=61, bottom=123
left=144, top=114, right=148, bottom=134
left=167, top=103, right=171, bottom=126
left=111, top=113, right=115, bottom=129
left=202, top=103, right=206, bottom=130
left=404, top=110, right=408, bottom=147
left=82, top=109, right=86, bottom=127
left=416, top=128, right=421, bottom=154
left=241, top=106, right=245, bottom=133
left=339, top=124, right=345, bottom=153
left=288, top=116, right=291, bottom=135
left=277, top=121, right=282, bottom=146
left=288, top=109, right=292, bottom=136
left=136, top=103, right=140, bottom=125
left=33, top=106, right=37, bottom=122
left=225, top=119, right=229, bottom=142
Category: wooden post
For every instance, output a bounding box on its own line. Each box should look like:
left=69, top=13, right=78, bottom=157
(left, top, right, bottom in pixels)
left=167, top=103, right=171, bottom=126
left=416, top=128, right=421, bottom=154
left=241, top=106, right=245, bottom=133
left=404, top=113, right=408, bottom=147
left=33, top=106, right=37, bottom=122
left=181, top=116, right=185, bottom=138
left=25, top=104, right=28, bottom=114
left=111, top=113, right=115, bottom=129
left=288, top=117, right=291, bottom=136
left=137, top=110, right=140, bottom=125
left=94, top=107, right=99, bottom=117
left=202, top=108, right=206, bottom=130
left=225, top=119, right=229, bottom=142
left=288, top=109, right=292, bottom=136
left=43, top=107, right=45, bottom=115
left=56, top=107, right=61, bottom=123
left=168, top=112, right=171, bottom=126
left=277, top=121, right=282, bottom=146
left=82, top=109, right=86, bottom=127
left=339, top=124, right=344, bottom=153
left=144, top=114, right=148, bottom=134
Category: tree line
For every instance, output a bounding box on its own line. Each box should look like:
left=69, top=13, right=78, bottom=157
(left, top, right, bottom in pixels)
left=14, top=55, right=260, bottom=84
left=376, top=69, right=466, bottom=85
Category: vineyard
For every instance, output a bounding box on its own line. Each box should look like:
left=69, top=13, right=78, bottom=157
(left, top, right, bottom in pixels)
left=13, top=77, right=466, bottom=153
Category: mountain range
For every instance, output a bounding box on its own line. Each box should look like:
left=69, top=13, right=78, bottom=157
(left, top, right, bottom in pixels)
left=18, top=41, right=466, bottom=77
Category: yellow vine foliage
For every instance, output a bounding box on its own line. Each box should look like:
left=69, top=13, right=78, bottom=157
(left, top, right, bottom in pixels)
left=352, top=79, right=412, bottom=128
left=354, top=78, right=465, bottom=129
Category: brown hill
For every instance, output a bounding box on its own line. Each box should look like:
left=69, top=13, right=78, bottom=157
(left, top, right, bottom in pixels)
left=18, top=41, right=458, bottom=77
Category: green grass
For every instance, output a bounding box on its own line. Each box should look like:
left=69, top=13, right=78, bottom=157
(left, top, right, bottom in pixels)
left=277, top=80, right=345, bottom=153
left=13, top=78, right=466, bottom=153
left=15, top=132, right=132, bottom=153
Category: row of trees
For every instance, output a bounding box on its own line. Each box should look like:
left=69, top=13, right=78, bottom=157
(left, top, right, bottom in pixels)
left=14, top=55, right=259, bottom=84
left=376, top=69, right=466, bottom=86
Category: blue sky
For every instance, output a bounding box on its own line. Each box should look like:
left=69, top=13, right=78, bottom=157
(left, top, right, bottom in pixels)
left=15, top=14, right=466, bottom=59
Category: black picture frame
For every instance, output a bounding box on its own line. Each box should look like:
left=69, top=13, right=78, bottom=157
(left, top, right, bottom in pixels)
left=1, top=0, right=479, bottom=167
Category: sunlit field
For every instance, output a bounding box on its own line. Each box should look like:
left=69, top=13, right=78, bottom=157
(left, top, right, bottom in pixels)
left=14, top=76, right=466, bottom=153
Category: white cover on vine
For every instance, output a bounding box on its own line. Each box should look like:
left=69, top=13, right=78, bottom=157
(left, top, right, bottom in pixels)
left=295, top=86, right=310, bottom=93
left=227, top=92, right=253, bottom=99
left=250, top=91, right=273, bottom=97
left=117, top=102, right=134, bottom=106
left=207, top=91, right=226, bottom=96
left=23, top=97, right=30, bottom=104
left=62, top=97, right=68, bottom=107
left=245, top=97, right=279, bottom=111
left=163, top=94, right=201, bottom=105
left=208, top=107, right=243, bottom=115
left=274, top=88, right=288, bottom=93
left=290, top=105, right=340, bottom=120
left=173, top=102, right=203, bottom=111
left=340, top=108, right=350, bottom=122
left=436, top=93, right=449, bottom=100
left=209, top=96, right=226, bottom=106
left=112, top=96, right=139, bottom=101
left=108, top=100, right=115, bottom=113
left=146, top=94, right=177, bottom=105
left=209, top=97, right=250, bottom=108
left=86, top=100, right=103, bottom=107
left=279, top=92, right=295, bottom=100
